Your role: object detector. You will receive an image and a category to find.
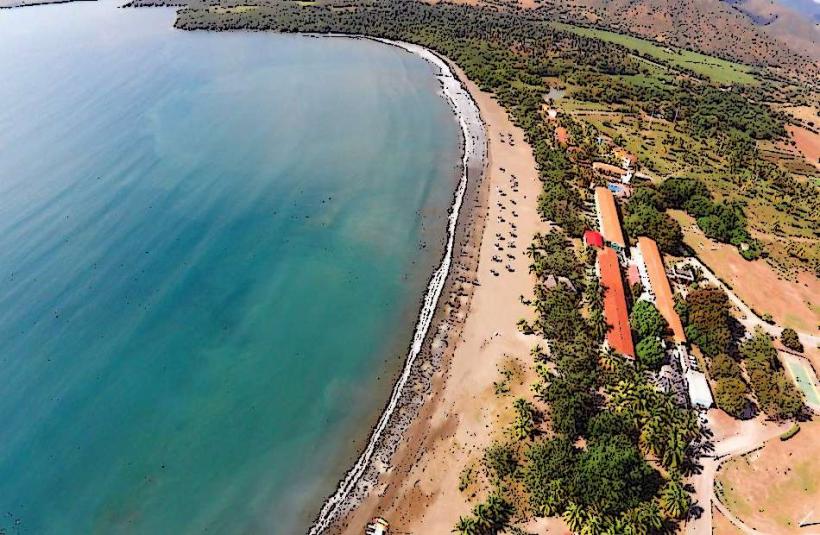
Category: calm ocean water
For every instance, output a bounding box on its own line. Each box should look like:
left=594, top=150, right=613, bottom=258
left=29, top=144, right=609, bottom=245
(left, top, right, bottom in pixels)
left=0, top=3, right=461, bottom=533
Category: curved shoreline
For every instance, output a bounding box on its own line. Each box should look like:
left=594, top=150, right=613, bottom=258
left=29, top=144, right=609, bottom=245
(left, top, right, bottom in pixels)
left=308, top=37, right=488, bottom=535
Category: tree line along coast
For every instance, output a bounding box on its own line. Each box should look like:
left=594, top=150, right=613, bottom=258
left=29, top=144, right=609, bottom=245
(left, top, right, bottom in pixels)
left=133, top=0, right=818, bottom=533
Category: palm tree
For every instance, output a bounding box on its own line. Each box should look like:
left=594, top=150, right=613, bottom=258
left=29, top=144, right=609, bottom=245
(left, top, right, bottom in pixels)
left=636, top=501, right=663, bottom=533
left=584, top=278, right=604, bottom=309
left=590, top=308, right=609, bottom=343
left=638, top=417, right=664, bottom=459
left=598, top=348, right=619, bottom=373
left=563, top=502, right=586, bottom=534
left=605, top=515, right=635, bottom=535
left=660, top=478, right=691, bottom=520
left=485, top=494, right=513, bottom=533
left=662, top=431, right=686, bottom=471
left=512, top=398, right=537, bottom=441
left=453, top=516, right=480, bottom=535
left=473, top=502, right=493, bottom=533
left=580, top=513, right=603, bottom=535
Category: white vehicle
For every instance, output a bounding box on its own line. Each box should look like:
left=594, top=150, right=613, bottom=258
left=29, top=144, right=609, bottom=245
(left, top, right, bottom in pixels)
left=365, top=517, right=389, bottom=535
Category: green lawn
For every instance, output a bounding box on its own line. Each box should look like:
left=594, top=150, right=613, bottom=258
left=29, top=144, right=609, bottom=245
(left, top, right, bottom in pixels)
left=550, top=22, right=758, bottom=85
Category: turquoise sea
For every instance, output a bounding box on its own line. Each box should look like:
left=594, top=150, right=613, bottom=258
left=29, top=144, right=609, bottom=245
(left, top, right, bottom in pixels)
left=0, top=3, right=461, bottom=533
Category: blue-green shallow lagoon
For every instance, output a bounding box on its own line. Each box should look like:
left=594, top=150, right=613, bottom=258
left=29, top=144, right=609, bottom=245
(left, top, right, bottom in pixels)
left=0, top=3, right=461, bottom=533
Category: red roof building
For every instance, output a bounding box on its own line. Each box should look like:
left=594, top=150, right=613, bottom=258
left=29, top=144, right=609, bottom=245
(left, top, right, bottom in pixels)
left=598, top=247, right=635, bottom=358
left=583, top=230, right=604, bottom=248
left=637, top=237, right=687, bottom=343
left=594, top=187, right=626, bottom=252
left=555, top=126, right=569, bottom=147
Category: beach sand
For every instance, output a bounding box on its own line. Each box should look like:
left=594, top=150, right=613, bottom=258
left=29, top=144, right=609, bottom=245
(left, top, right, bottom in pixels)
left=323, top=61, right=568, bottom=534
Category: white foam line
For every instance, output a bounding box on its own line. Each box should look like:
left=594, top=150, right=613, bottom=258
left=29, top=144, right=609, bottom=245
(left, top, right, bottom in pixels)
left=308, top=38, right=485, bottom=535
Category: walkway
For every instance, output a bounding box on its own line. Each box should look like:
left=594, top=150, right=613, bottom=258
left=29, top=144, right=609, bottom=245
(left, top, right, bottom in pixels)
left=685, top=412, right=789, bottom=535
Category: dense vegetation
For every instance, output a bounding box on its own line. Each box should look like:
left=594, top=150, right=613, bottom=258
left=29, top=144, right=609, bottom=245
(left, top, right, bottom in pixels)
left=458, top=228, right=700, bottom=533
left=659, top=178, right=762, bottom=260
left=780, top=327, right=804, bottom=353
left=630, top=300, right=668, bottom=370
left=679, top=287, right=752, bottom=418
left=486, top=231, right=699, bottom=534
left=680, top=287, right=804, bottom=420
left=739, top=330, right=804, bottom=421
left=681, top=288, right=733, bottom=358
left=622, top=177, right=762, bottom=259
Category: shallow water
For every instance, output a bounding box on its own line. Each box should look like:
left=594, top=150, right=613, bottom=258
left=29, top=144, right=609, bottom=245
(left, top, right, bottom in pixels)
left=0, top=4, right=461, bottom=533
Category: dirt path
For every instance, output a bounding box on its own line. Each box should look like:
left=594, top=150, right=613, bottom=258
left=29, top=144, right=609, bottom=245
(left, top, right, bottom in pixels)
left=686, top=411, right=789, bottom=535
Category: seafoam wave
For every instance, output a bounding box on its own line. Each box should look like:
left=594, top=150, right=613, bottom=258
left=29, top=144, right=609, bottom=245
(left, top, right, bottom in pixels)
left=307, top=38, right=486, bottom=534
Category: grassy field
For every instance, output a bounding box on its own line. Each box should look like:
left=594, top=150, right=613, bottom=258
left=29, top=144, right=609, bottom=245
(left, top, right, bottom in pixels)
left=712, top=506, right=744, bottom=535
left=669, top=210, right=820, bottom=334
left=716, top=420, right=820, bottom=533
left=551, top=22, right=758, bottom=85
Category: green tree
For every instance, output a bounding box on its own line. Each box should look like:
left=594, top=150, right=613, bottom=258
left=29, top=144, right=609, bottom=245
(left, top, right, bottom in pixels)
left=562, top=502, right=587, bottom=534
left=575, top=436, right=661, bottom=516
left=713, top=377, right=750, bottom=418
left=522, top=437, right=577, bottom=516
left=623, top=202, right=683, bottom=253
left=780, top=328, right=803, bottom=353
left=630, top=300, right=668, bottom=340
left=453, top=516, right=480, bottom=535
left=484, top=442, right=518, bottom=480
left=682, top=195, right=713, bottom=218
left=740, top=330, right=804, bottom=420
left=587, top=410, right=636, bottom=444
left=709, top=353, right=742, bottom=379
left=535, top=286, right=585, bottom=342
left=512, top=398, right=539, bottom=440
left=660, top=478, right=691, bottom=519
left=543, top=375, right=596, bottom=438
left=685, top=288, right=732, bottom=357
left=658, top=177, right=710, bottom=209
left=635, top=337, right=665, bottom=370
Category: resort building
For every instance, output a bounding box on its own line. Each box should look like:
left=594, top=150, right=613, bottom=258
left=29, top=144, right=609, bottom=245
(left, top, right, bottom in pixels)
left=583, top=229, right=604, bottom=249
left=594, top=186, right=627, bottom=254
left=635, top=237, right=687, bottom=343
left=592, top=161, right=627, bottom=178
left=366, top=518, right=390, bottom=535
left=613, top=147, right=637, bottom=169
left=597, top=247, right=635, bottom=359
left=674, top=343, right=714, bottom=409
left=685, top=369, right=714, bottom=409
left=555, top=126, right=569, bottom=147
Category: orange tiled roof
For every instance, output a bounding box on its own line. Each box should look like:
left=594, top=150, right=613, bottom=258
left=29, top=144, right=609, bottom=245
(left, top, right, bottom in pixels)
left=637, top=237, right=686, bottom=343
left=592, top=161, right=627, bottom=177
left=555, top=127, right=569, bottom=146
left=594, top=187, right=626, bottom=249
left=599, top=247, right=635, bottom=358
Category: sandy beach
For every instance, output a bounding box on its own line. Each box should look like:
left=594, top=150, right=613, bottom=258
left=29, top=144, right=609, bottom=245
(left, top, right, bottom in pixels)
left=314, top=44, right=567, bottom=534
